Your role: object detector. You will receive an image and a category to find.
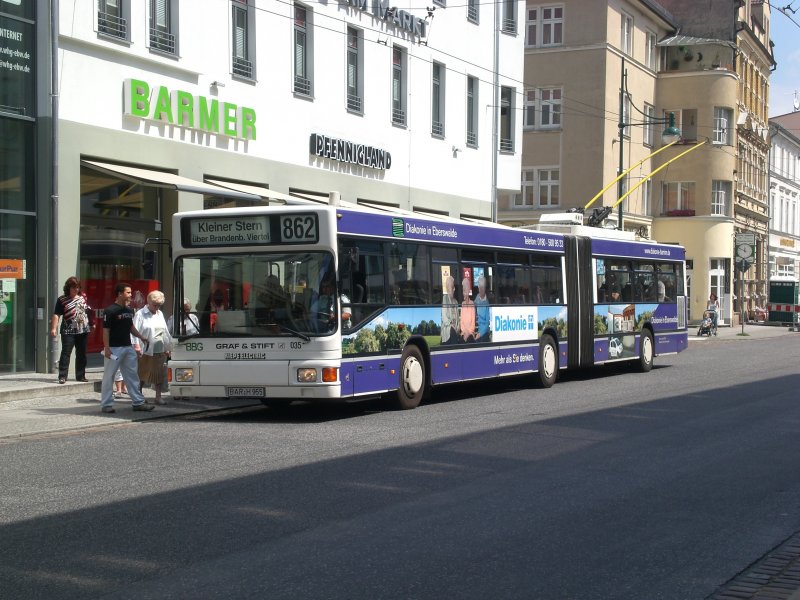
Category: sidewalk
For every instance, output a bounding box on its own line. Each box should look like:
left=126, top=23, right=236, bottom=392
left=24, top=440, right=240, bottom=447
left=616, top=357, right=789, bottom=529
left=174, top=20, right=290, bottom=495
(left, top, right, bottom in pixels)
left=0, top=323, right=796, bottom=440
left=0, top=367, right=260, bottom=440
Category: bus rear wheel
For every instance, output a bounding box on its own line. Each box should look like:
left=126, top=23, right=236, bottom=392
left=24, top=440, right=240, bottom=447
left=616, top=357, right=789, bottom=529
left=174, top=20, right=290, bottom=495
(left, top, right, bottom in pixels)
left=638, top=330, right=654, bottom=372
left=395, top=345, right=426, bottom=410
left=538, top=335, right=558, bottom=388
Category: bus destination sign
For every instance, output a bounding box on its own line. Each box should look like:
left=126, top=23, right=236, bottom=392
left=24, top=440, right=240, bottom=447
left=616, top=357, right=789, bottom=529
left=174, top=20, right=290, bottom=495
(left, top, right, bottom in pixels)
left=188, top=216, right=271, bottom=246
left=184, top=214, right=319, bottom=247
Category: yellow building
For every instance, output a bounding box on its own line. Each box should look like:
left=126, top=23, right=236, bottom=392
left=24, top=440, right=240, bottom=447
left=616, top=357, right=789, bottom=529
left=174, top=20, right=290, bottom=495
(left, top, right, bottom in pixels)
left=505, top=0, right=774, bottom=324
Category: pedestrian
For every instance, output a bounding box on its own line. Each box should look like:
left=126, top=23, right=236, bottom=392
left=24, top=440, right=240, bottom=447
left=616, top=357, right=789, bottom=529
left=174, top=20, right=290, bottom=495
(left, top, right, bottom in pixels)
left=50, top=276, right=94, bottom=384
left=99, top=283, right=153, bottom=413
left=133, top=290, right=173, bottom=405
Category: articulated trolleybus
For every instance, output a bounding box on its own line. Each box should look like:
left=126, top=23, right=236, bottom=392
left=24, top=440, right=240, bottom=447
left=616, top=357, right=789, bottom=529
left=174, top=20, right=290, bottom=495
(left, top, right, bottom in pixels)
left=168, top=202, right=688, bottom=409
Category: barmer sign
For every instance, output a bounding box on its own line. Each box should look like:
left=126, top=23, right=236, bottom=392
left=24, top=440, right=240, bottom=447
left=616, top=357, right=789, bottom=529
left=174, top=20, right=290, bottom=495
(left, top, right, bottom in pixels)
left=123, top=78, right=257, bottom=141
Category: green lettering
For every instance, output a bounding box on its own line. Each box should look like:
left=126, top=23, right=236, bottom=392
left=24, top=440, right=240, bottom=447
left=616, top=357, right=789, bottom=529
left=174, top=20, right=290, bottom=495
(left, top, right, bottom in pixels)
left=198, top=97, right=219, bottom=133
left=222, top=102, right=237, bottom=136
left=153, top=86, right=173, bottom=123
left=238, top=107, right=257, bottom=141
left=174, top=90, right=194, bottom=127
left=124, top=78, right=150, bottom=118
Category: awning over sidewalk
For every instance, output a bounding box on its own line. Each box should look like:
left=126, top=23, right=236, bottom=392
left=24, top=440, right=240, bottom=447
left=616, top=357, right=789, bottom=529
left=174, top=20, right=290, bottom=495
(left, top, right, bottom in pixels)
left=203, top=178, right=316, bottom=205
left=81, top=160, right=262, bottom=201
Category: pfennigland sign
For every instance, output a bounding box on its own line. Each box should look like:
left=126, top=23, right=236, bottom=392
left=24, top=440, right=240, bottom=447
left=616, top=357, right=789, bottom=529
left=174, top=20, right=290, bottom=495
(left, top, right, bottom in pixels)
left=310, top=133, right=392, bottom=170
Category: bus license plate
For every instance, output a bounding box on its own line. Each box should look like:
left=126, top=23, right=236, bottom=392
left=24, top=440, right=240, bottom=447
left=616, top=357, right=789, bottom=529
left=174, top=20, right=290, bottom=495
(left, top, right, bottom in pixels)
left=226, top=386, right=266, bottom=398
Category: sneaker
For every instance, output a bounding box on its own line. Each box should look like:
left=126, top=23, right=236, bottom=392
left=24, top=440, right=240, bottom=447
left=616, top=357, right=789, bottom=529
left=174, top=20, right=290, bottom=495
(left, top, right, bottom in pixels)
left=132, top=403, right=155, bottom=412
left=101, top=406, right=115, bottom=413
left=113, top=392, right=120, bottom=399
left=155, top=398, right=167, bottom=405
left=58, top=378, right=66, bottom=384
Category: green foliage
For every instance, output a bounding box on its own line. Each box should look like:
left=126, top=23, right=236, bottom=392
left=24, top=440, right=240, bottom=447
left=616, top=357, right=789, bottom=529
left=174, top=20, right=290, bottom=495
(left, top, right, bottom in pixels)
left=539, top=317, right=567, bottom=338
left=635, top=311, right=653, bottom=331
left=354, top=328, right=380, bottom=353
left=594, top=313, right=608, bottom=334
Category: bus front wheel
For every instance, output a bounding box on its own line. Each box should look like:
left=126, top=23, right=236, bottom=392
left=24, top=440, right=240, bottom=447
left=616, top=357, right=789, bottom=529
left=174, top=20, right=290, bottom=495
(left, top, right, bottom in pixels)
left=638, top=330, right=654, bottom=372
left=395, top=345, right=426, bottom=410
left=538, top=335, right=558, bottom=388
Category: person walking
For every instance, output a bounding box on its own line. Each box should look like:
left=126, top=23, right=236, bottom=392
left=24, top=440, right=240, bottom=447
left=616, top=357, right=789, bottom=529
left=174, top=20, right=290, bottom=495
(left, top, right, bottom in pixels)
left=50, top=276, right=94, bottom=384
left=133, top=290, right=173, bottom=405
left=99, top=283, right=153, bottom=413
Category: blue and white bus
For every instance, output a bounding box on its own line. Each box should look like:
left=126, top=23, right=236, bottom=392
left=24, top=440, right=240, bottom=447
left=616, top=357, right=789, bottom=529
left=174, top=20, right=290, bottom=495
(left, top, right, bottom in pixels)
left=168, top=201, right=688, bottom=409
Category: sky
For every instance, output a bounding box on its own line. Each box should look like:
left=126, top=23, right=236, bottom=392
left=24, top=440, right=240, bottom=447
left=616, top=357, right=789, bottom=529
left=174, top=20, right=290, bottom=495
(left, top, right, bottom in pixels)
left=769, top=4, right=800, bottom=117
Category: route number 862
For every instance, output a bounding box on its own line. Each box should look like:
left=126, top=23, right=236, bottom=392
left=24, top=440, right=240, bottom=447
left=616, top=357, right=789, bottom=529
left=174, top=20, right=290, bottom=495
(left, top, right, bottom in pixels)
left=281, top=216, right=317, bottom=242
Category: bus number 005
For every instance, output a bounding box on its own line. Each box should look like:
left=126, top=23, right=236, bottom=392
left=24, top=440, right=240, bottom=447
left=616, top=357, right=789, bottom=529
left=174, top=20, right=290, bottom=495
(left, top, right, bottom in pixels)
left=282, top=216, right=316, bottom=242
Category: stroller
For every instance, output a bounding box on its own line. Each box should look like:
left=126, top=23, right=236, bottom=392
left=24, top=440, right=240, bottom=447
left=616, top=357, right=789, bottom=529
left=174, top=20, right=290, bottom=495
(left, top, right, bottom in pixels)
left=697, top=309, right=717, bottom=337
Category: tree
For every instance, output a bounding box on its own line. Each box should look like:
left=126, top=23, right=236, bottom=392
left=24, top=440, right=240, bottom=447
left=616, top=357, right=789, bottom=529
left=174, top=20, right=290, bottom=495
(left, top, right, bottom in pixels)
left=594, top=314, right=608, bottom=335
left=354, top=328, right=380, bottom=353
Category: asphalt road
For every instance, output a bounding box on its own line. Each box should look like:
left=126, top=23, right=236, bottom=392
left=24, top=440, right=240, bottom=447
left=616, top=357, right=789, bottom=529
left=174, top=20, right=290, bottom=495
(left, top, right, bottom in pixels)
left=1, top=336, right=799, bottom=599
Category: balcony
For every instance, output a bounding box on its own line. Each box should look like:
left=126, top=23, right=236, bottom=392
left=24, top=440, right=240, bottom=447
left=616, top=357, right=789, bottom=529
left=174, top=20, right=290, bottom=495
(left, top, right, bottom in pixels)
left=499, top=138, right=514, bottom=152
left=431, top=121, right=444, bottom=137
left=392, top=108, right=406, bottom=126
left=467, top=131, right=477, bottom=147
left=467, top=5, right=478, bottom=22
left=233, top=56, right=253, bottom=79
left=294, top=75, right=312, bottom=96
left=150, top=28, right=176, bottom=54
left=98, top=11, right=127, bottom=39
left=347, top=94, right=362, bottom=113
left=662, top=209, right=696, bottom=217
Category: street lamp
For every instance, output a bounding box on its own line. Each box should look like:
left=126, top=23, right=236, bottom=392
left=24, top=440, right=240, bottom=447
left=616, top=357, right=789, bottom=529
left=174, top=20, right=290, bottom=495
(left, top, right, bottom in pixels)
left=617, top=59, right=682, bottom=230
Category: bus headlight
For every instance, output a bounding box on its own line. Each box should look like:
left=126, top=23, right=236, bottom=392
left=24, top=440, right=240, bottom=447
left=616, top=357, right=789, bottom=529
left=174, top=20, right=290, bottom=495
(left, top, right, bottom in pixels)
left=297, top=368, right=317, bottom=382
left=174, top=368, right=194, bottom=382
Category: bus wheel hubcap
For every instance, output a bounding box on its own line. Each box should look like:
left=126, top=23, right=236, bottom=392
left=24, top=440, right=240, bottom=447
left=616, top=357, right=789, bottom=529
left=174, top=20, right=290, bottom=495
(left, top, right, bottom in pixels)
left=404, top=357, right=423, bottom=395
left=543, top=345, right=555, bottom=377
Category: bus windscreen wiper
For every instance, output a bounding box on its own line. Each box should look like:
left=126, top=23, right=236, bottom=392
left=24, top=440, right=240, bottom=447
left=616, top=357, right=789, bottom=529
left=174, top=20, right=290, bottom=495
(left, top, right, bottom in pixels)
left=278, top=324, right=310, bottom=342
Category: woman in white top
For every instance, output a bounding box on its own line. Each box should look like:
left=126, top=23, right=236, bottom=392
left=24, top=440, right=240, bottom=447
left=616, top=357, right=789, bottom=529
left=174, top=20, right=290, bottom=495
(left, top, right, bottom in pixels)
left=133, top=290, right=173, bottom=405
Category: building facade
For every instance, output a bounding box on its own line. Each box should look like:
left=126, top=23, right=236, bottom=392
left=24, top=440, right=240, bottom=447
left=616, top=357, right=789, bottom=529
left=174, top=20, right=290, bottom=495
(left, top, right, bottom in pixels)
left=5, top=0, right=525, bottom=373
left=0, top=0, right=51, bottom=373
left=506, top=0, right=773, bottom=324
left=768, top=111, right=800, bottom=282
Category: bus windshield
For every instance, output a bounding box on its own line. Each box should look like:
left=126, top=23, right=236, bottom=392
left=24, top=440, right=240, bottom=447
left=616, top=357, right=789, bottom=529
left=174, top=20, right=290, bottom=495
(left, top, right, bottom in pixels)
left=174, top=251, right=337, bottom=338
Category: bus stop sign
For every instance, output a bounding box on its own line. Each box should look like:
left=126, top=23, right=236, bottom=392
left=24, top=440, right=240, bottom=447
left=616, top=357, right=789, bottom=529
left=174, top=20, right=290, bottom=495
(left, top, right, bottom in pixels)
left=735, top=232, right=756, bottom=272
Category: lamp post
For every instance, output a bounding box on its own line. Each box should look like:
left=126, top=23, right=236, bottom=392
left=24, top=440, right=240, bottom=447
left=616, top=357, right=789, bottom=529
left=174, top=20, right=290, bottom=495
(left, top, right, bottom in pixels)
left=617, top=59, right=682, bottom=230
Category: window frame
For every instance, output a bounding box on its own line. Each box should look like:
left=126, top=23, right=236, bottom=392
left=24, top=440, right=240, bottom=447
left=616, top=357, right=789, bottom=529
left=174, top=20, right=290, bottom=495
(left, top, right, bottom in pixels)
left=711, top=180, right=731, bottom=216
left=499, top=86, right=515, bottom=152
left=232, top=0, right=254, bottom=80
left=621, top=11, right=633, bottom=56
left=466, top=75, right=478, bottom=147
left=293, top=3, right=313, bottom=97
left=149, top=0, right=177, bottom=56
left=391, top=46, right=407, bottom=127
left=643, top=103, right=655, bottom=147
left=713, top=106, right=733, bottom=145
left=98, top=0, right=129, bottom=41
left=525, top=4, right=563, bottom=48
left=645, top=30, right=657, bottom=70
left=431, top=61, right=445, bottom=138
left=346, top=26, right=363, bottom=114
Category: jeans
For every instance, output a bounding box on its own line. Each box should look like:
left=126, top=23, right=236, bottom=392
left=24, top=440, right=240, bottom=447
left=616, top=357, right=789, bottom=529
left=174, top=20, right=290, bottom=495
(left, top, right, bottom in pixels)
left=100, top=346, right=146, bottom=408
left=58, top=332, right=88, bottom=380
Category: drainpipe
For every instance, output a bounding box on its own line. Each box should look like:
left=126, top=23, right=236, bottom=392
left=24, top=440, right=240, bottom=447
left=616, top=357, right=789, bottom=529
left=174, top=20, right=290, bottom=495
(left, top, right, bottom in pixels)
left=49, top=0, right=59, bottom=373
left=490, top=0, right=499, bottom=222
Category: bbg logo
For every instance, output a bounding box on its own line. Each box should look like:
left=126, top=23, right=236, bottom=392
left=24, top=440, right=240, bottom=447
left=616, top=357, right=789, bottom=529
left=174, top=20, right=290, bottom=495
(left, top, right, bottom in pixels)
left=184, top=343, right=204, bottom=351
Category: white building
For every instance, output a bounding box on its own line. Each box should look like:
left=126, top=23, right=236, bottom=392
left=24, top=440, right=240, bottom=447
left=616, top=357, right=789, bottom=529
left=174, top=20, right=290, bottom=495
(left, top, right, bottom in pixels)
left=52, top=0, right=524, bottom=358
left=768, top=112, right=800, bottom=282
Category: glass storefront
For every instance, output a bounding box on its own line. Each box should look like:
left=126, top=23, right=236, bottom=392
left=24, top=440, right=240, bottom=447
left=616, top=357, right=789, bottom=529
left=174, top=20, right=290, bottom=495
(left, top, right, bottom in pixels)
left=0, top=118, right=36, bottom=372
left=79, top=166, right=164, bottom=353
